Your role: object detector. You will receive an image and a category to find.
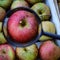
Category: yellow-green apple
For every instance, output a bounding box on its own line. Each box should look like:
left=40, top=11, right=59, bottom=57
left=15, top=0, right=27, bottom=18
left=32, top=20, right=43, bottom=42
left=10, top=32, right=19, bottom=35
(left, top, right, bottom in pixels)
left=16, top=44, right=38, bottom=60
left=0, top=33, right=7, bottom=44
left=39, top=41, right=60, bottom=60
left=39, top=21, right=56, bottom=41
left=0, top=22, right=7, bottom=44
left=0, top=0, right=13, bottom=9
left=11, top=0, right=29, bottom=9
left=0, top=7, right=6, bottom=22
left=7, top=10, right=38, bottom=43
left=31, top=3, right=50, bottom=21
left=25, top=0, right=42, bottom=5
left=0, top=44, right=15, bottom=60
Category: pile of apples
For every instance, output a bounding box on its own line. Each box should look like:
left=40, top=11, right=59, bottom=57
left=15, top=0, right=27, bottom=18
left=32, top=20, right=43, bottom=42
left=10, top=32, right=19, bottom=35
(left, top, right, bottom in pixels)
left=0, top=0, right=60, bottom=60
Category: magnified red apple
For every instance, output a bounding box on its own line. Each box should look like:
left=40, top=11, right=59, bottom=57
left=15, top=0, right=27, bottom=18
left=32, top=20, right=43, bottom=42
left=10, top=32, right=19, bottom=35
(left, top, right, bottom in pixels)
left=16, top=44, right=38, bottom=60
left=11, top=0, right=29, bottom=9
left=8, top=10, right=38, bottom=43
left=39, top=41, right=60, bottom=60
left=0, top=44, right=15, bottom=60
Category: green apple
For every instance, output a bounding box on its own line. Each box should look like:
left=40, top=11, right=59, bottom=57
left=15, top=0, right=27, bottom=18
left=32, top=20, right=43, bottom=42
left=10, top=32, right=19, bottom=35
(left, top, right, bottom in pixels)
left=31, top=3, right=50, bottom=21
left=11, top=0, right=29, bottom=9
left=25, top=0, right=42, bottom=4
left=0, top=0, right=13, bottom=9
left=0, top=7, right=6, bottom=22
left=0, top=22, right=7, bottom=44
left=0, top=33, right=7, bottom=44
left=39, top=21, right=56, bottom=41
left=39, top=41, right=60, bottom=60
left=16, top=44, right=38, bottom=60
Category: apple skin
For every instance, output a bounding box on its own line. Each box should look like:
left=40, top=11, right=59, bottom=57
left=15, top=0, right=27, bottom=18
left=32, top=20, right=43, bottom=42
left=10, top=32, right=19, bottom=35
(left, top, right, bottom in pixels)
left=0, top=33, right=7, bottom=44
left=16, top=44, right=38, bottom=60
left=31, top=3, right=50, bottom=21
left=39, top=21, right=56, bottom=41
left=11, top=0, right=29, bottom=9
left=0, top=7, right=6, bottom=22
left=0, top=44, right=15, bottom=60
left=8, top=10, right=38, bottom=43
left=25, top=0, right=42, bottom=5
left=0, top=0, right=13, bottom=9
left=0, top=56, right=5, bottom=60
left=0, top=22, right=7, bottom=44
left=39, top=41, right=60, bottom=60
left=14, top=0, right=24, bottom=1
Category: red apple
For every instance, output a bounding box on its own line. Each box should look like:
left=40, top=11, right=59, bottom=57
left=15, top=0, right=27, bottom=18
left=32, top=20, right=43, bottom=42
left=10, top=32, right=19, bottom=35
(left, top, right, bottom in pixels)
left=39, top=41, right=60, bottom=60
left=0, top=56, right=5, bottom=60
left=8, top=10, right=38, bottom=43
left=0, top=44, right=15, bottom=60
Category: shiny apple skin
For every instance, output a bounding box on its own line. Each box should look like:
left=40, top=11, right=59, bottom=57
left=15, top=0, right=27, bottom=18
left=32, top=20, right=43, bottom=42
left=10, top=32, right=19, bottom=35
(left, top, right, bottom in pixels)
left=8, top=10, right=38, bottom=43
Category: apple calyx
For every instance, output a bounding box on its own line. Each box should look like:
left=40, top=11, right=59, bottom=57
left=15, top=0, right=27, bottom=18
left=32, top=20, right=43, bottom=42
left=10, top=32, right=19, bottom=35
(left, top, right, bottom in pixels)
left=24, top=48, right=27, bottom=52
left=38, top=10, right=42, bottom=14
left=8, top=10, right=38, bottom=43
left=19, top=19, right=26, bottom=27
left=2, top=50, right=6, bottom=54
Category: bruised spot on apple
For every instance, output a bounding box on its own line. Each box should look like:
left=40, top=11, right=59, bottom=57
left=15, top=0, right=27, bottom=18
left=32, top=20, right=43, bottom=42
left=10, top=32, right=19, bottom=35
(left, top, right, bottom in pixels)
left=8, top=10, right=38, bottom=43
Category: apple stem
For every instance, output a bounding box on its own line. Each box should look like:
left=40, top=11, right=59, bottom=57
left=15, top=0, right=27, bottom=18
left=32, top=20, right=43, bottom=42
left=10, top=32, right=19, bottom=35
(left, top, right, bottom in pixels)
left=19, top=19, right=26, bottom=27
